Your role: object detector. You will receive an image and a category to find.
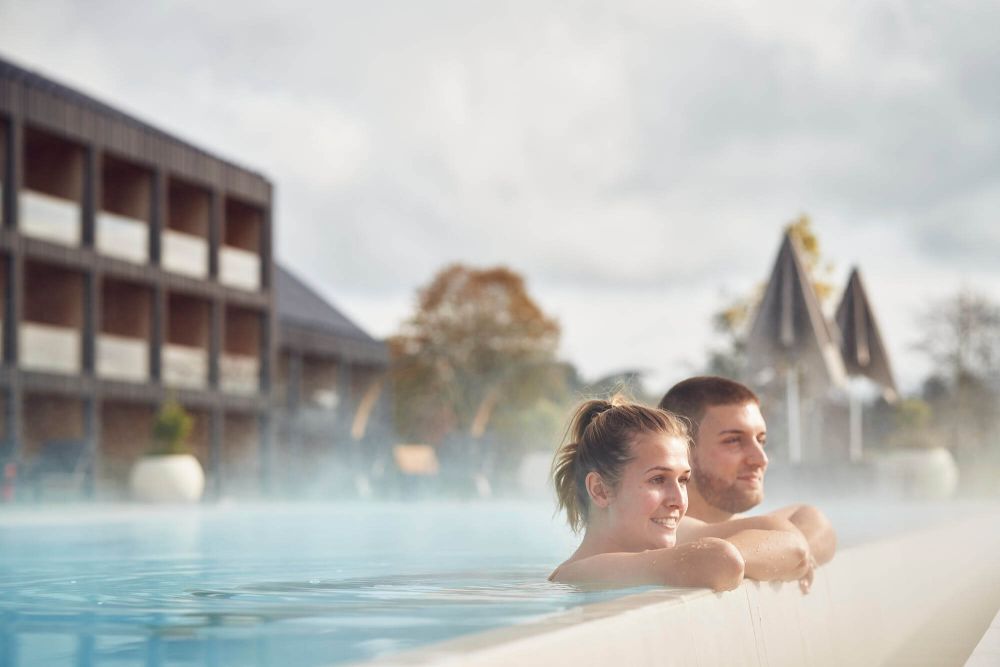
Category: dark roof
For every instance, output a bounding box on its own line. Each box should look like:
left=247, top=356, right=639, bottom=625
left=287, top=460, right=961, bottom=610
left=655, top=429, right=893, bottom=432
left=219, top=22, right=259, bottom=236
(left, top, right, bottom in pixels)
left=275, top=265, right=389, bottom=365
left=745, top=231, right=847, bottom=391
left=0, top=54, right=269, bottom=188
left=835, top=268, right=898, bottom=401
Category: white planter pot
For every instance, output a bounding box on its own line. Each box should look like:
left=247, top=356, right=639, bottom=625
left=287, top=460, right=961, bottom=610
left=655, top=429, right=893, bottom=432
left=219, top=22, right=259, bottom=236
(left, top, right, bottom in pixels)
left=129, top=454, right=205, bottom=503
left=875, top=447, right=959, bottom=499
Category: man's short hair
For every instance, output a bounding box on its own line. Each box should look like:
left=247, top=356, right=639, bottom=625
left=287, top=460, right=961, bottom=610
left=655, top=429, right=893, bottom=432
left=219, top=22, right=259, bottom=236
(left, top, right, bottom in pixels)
left=658, top=376, right=759, bottom=438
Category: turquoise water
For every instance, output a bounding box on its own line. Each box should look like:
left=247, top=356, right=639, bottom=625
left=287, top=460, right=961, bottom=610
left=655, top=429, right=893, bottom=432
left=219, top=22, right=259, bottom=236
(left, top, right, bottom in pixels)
left=2, top=498, right=990, bottom=667
left=0, top=502, right=608, bottom=667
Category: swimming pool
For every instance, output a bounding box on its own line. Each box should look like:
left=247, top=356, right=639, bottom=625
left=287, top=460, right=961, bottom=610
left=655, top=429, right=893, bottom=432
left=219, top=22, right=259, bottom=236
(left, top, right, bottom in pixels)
left=0, top=502, right=608, bottom=667
left=1, top=498, right=993, bottom=666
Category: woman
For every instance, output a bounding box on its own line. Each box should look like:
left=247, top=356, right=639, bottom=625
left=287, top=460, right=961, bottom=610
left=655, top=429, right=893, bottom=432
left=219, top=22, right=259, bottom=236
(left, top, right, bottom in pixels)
left=549, top=396, right=746, bottom=590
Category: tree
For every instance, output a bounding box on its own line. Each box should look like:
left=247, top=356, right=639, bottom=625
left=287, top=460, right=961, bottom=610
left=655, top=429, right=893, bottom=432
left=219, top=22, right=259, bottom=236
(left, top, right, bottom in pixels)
left=915, top=289, right=1000, bottom=482
left=916, top=289, right=1000, bottom=381
left=706, top=214, right=834, bottom=377
left=389, top=264, right=565, bottom=485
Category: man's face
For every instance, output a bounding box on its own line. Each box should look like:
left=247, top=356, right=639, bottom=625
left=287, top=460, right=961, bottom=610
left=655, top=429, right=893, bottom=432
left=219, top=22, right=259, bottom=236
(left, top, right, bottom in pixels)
left=691, top=402, right=768, bottom=514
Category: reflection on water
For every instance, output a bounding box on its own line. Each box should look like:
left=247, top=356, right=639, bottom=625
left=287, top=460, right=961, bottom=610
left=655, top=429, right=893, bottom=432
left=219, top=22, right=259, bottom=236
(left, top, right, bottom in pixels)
left=0, top=503, right=606, bottom=667
left=2, top=498, right=996, bottom=666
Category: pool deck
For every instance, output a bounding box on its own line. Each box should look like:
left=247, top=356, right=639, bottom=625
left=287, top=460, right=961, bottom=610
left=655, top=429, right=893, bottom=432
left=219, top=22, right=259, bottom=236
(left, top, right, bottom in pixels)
left=355, top=510, right=1000, bottom=667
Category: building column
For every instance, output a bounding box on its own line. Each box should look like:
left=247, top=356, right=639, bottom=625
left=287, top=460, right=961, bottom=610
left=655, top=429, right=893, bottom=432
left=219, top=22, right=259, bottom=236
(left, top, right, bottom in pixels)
left=81, top=146, right=99, bottom=248
left=209, top=299, right=222, bottom=390
left=149, top=169, right=164, bottom=266
left=150, top=285, right=164, bottom=382
left=287, top=351, right=302, bottom=411
left=82, top=270, right=100, bottom=376
left=208, top=191, right=222, bottom=281
left=2, top=115, right=22, bottom=229
left=337, top=361, right=354, bottom=442
left=3, top=250, right=22, bottom=366
left=258, top=411, right=272, bottom=496
left=2, top=247, right=23, bottom=463
left=83, top=395, right=100, bottom=499
left=209, top=407, right=223, bottom=500
left=260, top=203, right=272, bottom=290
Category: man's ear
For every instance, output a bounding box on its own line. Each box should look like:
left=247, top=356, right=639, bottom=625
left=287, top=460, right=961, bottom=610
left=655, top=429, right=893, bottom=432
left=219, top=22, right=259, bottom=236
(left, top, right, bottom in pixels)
left=585, top=471, right=612, bottom=508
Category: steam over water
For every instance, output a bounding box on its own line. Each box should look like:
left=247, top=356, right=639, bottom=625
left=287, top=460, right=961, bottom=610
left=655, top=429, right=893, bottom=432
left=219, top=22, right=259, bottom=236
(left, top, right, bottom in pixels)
left=1, top=499, right=997, bottom=666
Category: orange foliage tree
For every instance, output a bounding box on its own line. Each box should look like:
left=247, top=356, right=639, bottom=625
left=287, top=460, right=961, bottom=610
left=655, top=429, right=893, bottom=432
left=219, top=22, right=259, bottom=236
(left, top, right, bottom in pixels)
left=389, top=264, right=563, bottom=450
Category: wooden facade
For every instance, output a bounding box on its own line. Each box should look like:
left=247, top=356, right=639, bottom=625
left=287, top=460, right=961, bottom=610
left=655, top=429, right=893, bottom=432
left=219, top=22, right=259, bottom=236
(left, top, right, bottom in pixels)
left=0, top=57, right=276, bottom=498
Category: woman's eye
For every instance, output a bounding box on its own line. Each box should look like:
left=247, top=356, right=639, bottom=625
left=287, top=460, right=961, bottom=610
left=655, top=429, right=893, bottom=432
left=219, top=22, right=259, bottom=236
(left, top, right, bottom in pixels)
left=650, top=476, right=664, bottom=484
left=679, top=476, right=690, bottom=485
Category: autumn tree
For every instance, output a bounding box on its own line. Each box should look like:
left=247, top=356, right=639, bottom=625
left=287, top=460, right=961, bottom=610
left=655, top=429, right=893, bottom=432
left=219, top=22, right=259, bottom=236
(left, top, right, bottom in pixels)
left=389, top=264, right=566, bottom=485
left=707, top=214, right=834, bottom=377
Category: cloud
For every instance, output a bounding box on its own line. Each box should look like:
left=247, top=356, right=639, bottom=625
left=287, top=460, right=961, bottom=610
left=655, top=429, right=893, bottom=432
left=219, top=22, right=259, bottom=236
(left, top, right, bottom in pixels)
left=3, top=0, right=1000, bottom=391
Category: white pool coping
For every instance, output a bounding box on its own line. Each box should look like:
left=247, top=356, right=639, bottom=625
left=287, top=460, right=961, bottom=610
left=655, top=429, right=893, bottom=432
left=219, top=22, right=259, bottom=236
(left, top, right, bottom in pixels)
left=355, top=511, right=1000, bottom=667
left=966, top=607, right=1000, bottom=667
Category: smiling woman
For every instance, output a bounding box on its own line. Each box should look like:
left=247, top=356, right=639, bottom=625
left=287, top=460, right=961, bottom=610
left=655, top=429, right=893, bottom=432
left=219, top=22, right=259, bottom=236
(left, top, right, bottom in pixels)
left=548, top=396, right=746, bottom=590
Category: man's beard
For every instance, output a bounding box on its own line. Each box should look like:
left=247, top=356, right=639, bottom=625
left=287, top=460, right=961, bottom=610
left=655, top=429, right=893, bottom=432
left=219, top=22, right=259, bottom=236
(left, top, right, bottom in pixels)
left=692, top=467, right=763, bottom=515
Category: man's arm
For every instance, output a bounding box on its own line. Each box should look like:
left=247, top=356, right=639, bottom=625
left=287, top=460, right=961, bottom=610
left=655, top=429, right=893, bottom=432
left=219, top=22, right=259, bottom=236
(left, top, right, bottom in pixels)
left=724, top=529, right=812, bottom=587
left=770, top=504, right=837, bottom=565
left=677, top=513, right=801, bottom=542
left=677, top=515, right=815, bottom=591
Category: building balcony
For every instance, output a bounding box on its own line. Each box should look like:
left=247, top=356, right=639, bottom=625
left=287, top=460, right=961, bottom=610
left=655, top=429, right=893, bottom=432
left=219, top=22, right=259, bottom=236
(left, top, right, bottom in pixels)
left=219, top=246, right=261, bottom=291
left=220, top=353, right=259, bottom=395
left=20, top=322, right=80, bottom=374
left=162, top=229, right=208, bottom=279
left=162, top=343, right=208, bottom=389
left=19, top=189, right=81, bottom=246
left=97, top=334, right=149, bottom=382
left=96, top=211, right=148, bottom=264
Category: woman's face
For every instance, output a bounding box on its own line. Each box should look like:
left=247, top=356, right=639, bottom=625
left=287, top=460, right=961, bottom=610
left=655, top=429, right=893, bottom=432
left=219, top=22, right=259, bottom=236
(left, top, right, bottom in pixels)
left=605, top=432, right=690, bottom=552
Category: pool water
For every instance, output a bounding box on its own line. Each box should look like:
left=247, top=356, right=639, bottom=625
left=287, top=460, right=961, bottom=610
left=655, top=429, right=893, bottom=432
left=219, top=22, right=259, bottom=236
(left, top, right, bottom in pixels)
left=1, top=497, right=991, bottom=667
left=0, top=502, right=611, bottom=667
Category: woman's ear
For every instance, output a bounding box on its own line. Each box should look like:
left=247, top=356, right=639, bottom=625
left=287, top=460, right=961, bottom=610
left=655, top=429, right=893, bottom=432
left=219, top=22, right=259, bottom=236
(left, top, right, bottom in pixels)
left=585, top=471, right=612, bottom=508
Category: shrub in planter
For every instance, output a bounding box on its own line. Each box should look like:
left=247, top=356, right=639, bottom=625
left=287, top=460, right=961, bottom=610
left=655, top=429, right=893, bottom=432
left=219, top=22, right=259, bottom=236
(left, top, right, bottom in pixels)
left=878, top=399, right=958, bottom=498
left=129, top=400, right=205, bottom=503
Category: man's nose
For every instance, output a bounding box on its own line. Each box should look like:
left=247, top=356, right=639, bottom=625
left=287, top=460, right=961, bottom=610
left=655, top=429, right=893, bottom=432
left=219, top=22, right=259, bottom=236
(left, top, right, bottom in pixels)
left=747, top=442, right=768, bottom=469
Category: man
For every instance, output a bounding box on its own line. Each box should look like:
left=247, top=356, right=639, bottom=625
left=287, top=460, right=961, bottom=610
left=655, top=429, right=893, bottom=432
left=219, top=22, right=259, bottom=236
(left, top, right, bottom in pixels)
left=659, top=376, right=837, bottom=591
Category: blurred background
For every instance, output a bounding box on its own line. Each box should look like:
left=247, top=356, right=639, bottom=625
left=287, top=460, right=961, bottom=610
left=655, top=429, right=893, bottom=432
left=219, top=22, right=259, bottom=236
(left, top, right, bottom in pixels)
left=1, top=0, right=999, bottom=504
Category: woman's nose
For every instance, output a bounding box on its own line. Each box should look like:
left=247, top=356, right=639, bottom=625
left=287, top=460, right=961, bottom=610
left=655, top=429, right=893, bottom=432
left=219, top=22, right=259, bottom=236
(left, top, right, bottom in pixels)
left=665, top=480, right=686, bottom=509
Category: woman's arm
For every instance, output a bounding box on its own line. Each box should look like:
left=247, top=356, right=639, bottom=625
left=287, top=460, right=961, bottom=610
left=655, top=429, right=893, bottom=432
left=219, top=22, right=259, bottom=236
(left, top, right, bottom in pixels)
left=550, top=538, right=745, bottom=592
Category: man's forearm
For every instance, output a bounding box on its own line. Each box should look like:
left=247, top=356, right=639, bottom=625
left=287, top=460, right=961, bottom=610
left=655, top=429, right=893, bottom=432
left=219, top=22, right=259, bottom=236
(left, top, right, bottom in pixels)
left=778, top=505, right=837, bottom=565
left=724, top=529, right=811, bottom=582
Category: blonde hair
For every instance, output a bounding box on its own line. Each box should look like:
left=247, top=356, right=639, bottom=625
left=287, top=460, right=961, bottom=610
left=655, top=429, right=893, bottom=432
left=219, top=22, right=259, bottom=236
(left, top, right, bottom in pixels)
left=552, top=395, right=690, bottom=532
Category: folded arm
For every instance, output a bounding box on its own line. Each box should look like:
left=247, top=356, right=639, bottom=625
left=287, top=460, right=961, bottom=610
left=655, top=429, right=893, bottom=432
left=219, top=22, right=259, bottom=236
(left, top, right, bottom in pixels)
left=550, top=538, right=745, bottom=592
left=770, top=504, right=837, bottom=565
left=678, top=514, right=814, bottom=589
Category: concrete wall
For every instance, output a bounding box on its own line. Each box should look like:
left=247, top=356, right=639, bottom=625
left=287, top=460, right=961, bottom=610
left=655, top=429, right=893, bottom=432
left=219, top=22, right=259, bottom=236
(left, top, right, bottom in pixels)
left=359, top=514, right=1000, bottom=667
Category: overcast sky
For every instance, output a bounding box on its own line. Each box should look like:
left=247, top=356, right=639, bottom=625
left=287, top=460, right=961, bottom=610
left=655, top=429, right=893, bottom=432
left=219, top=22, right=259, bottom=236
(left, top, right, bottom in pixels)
left=3, top=0, right=999, bottom=393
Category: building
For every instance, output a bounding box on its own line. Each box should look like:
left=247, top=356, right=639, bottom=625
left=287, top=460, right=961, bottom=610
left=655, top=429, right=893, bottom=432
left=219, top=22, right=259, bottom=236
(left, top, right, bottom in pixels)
left=0, top=56, right=390, bottom=500
left=744, top=230, right=896, bottom=465
left=274, top=266, right=392, bottom=497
